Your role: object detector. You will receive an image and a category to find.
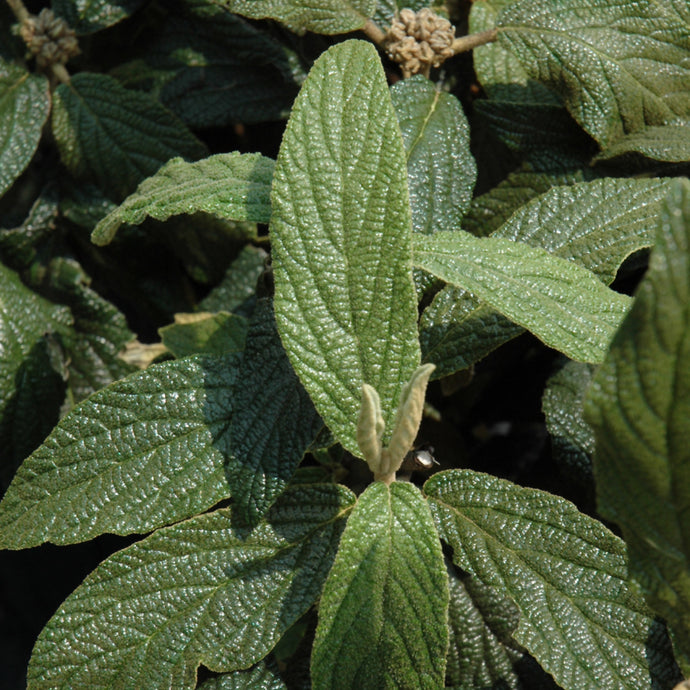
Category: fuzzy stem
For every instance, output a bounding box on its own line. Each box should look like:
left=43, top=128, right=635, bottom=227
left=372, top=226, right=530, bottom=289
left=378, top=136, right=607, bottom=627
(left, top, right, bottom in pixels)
left=451, top=28, right=498, bottom=55
left=362, top=18, right=386, bottom=46
left=374, top=471, right=396, bottom=486
left=5, top=0, right=29, bottom=22
left=51, top=63, right=71, bottom=84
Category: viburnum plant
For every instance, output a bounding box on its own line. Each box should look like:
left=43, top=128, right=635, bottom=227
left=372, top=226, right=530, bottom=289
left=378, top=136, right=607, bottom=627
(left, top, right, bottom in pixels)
left=0, top=0, right=689, bottom=688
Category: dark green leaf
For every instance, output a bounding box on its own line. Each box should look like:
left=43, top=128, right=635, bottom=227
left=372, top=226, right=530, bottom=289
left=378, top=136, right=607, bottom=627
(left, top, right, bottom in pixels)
left=28, top=484, right=355, bottom=688
left=312, top=482, right=448, bottom=689
left=585, top=178, right=690, bottom=667
left=271, top=40, right=419, bottom=456
left=52, top=73, right=207, bottom=200
left=0, top=62, right=50, bottom=199
left=595, top=121, right=690, bottom=164
left=0, top=353, right=242, bottom=549
left=52, top=0, right=147, bottom=33
left=373, top=0, right=427, bottom=31
left=426, top=469, right=681, bottom=689
left=91, top=152, right=273, bottom=245
left=160, top=312, right=248, bottom=358
left=197, top=661, right=286, bottom=690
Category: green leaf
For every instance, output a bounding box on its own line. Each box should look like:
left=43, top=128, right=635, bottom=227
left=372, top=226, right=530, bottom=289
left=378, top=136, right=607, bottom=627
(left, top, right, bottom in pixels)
left=214, top=0, right=376, bottom=34
left=391, top=75, right=476, bottom=235
left=372, top=0, right=427, bottom=31
left=52, top=0, right=147, bottom=33
left=426, top=469, right=681, bottom=689
left=271, top=40, right=419, bottom=457
left=0, top=62, right=50, bottom=199
left=595, top=121, right=690, bottom=164
left=414, top=230, right=631, bottom=363
left=312, top=482, right=448, bottom=689
left=0, top=353, right=243, bottom=549
left=159, top=312, right=249, bottom=358
left=227, top=298, right=322, bottom=524
left=28, top=484, right=355, bottom=688
left=585, top=178, right=690, bottom=666
left=52, top=73, right=207, bottom=200
left=91, top=152, right=273, bottom=245
left=197, top=661, right=286, bottom=690
left=497, top=0, right=690, bottom=148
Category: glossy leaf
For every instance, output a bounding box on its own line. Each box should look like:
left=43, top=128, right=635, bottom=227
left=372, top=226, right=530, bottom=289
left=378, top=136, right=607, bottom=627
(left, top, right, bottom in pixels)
left=391, top=76, right=476, bottom=235
left=227, top=298, right=322, bottom=524
left=92, top=152, right=273, bottom=245
left=585, top=178, right=690, bottom=666
left=159, top=312, right=249, bottom=358
left=312, top=482, right=448, bottom=689
left=271, top=40, right=419, bottom=456
left=52, top=0, right=147, bottom=34
left=414, top=230, right=631, bottom=363
left=28, top=484, right=355, bottom=688
left=214, top=0, right=376, bottom=34
left=52, top=73, right=207, bottom=200
left=0, top=62, right=50, bottom=199
left=595, top=121, right=690, bottom=163
left=0, top=353, right=243, bottom=549
left=426, top=469, right=681, bottom=689
left=497, top=0, right=690, bottom=147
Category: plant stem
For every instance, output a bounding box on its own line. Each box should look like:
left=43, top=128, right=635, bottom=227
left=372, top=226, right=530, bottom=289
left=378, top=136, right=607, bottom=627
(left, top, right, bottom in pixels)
left=5, top=0, right=29, bottom=23
left=362, top=19, right=386, bottom=46
left=374, top=471, right=395, bottom=485
left=451, top=28, right=498, bottom=55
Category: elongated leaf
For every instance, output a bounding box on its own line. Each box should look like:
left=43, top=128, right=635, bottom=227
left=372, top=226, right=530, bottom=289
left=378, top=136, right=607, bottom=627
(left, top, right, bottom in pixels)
left=92, top=152, right=273, bottom=245
left=497, top=0, right=690, bottom=148
left=426, top=470, right=681, bottom=689
left=414, top=230, right=630, bottom=363
left=52, top=0, right=146, bottom=33
left=271, top=40, right=419, bottom=456
left=312, top=482, right=448, bottom=689
left=52, top=73, right=207, bottom=200
left=28, top=484, right=355, bottom=689
left=214, top=0, right=376, bottom=34
left=0, top=353, right=243, bottom=549
left=391, top=76, right=476, bottom=235
left=585, top=178, right=690, bottom=666
left=595, top=121, right=690, bottom=163
left=0, top=62, right=50, bottom=199
left=228, top=298, right=322, bottom=524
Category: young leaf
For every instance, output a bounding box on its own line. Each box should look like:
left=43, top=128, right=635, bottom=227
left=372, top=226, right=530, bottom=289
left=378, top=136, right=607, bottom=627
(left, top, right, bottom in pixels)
left=227, top=298, right=322, bottom=524
left=595, top=121, right=690, bottom=164
left=0, top=353, right=243, bottom=549
left=28, top=484, right=355, bottom=689
left=414, top=230, right=631, bottom=363
left=390, top=76, right=476, bottom=235
left=497, top=0, right=690, bottom=147
left=271, top=40, right=419, bottom=457
left=0, top=62, right=50, bottom=199
left=213, top=0, right=376, bottom=34
left=426, top=470, right=682, bottom=689
left=585, top=178, right=690, bottom=666
left=91, top=153, right=274, bottom=245
left=52, top=73, right=207, bottom=200
left=312, top=482, right=449, bottom=689
left=159, top=312, right=249, bottom=358
left=52, top=0, right=146, bottom=34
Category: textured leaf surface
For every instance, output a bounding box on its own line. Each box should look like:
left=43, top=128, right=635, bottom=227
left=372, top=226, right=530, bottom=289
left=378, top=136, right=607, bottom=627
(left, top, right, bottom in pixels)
left=426, top=469, right=681, bottom=689
left=92, top=152, right=274, bottom=245
left=0, top=353, right=242, bottom=549
left=595, top=121, right=690, bottom=163
left=228, top=298, right=322, bottom=524
left=497, top=0, right=690, bottom=147
left=28, top=484, right=354, bottom=689
left=159, top=312, right=249, bottom=358
left=391, top=76, right=476, bottom=235
left=52, top=73, right=206, bottom=199
left=271, top=40, right=419, bottom=456
left=52, top=0, right=146, bottom=33
left=197, top=661, right=286, bottom=689
left=215, top=0, right=376, bottom=33
left=312, top=482, right=448, bottom=689
left=373, top=0, right=426, bottom=30
left=414, top=230, right=630, bottom=363
left=585, top=178, right=690, bottom=664
left=0, top=62, right=50, bottom=199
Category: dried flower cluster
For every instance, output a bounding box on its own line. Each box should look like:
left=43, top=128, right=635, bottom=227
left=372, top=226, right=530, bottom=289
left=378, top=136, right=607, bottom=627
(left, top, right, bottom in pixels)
left=384, top=8, right=455, bottom=76
left=20, top=9, right=79, bottom=69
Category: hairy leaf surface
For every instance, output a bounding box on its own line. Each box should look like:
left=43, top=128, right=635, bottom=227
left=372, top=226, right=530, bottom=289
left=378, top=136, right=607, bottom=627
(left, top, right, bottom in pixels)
left=197, top=661, right=286, bottom=689
left=595, top=121, right=690, bottom=163
left=53, top=0, right=146, bottom=33
left=28, top=484, right=354, bottom=689
left=271, top=40, right=419, bottom=456
left=426, top=470, right=681, bottom=689
left=312, top=482, right=448, bottom=689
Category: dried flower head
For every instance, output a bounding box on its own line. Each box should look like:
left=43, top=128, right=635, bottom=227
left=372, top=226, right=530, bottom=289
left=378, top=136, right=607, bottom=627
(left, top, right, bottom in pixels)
left=20, top=9, right=80, bottom=69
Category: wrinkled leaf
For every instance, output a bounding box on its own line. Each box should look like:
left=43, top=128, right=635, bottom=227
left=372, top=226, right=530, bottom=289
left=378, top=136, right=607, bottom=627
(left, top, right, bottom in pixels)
left=595, top=121, right=690, bottom=164
left=92, top=152, right=273, bottom=245
left=585, top=178, right=690, bottom=667
left=426, top=469, right=681, bottom=689
left=0, top=62, right=50, bottom=199
left=271, top=40, right=419, bottom=456
left=373, top=0, right=427, bottom=31
left=312, top=482, right=448, bottom=689
left=0, top=353, right=243, bottom=549
left=28, top=484, right=355, bottom=688
left=159, top=312, right=248, bottom=358
left=197, top=661, right=286, bottom=690
left=52, top=0, right=147, bottom=33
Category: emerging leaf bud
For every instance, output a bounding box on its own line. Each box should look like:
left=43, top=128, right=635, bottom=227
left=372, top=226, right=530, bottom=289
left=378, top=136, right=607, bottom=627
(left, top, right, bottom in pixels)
left=20, top=9, right=80, bottom=69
